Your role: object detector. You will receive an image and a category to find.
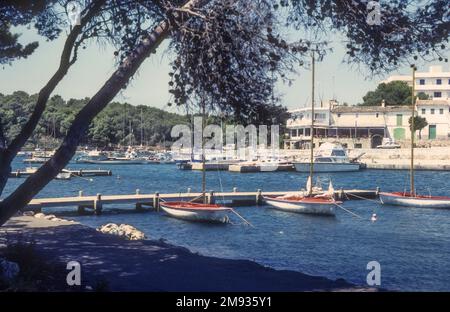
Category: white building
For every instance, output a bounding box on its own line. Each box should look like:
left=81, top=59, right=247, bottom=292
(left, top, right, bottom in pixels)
left=285, top=99, right=450, bottom=149
left=382, top=65, right=450, bottom=100
left=416, top=99, right=450, bottom=139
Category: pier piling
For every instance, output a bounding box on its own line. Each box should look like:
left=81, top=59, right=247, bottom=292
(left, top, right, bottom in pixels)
left=256, top=189, right=262, bottom=205
left=208, top=190, right=214, bottom=204
left=154, top=192, right=160, bottom=211
left=94, top=193, right=103, bottom=215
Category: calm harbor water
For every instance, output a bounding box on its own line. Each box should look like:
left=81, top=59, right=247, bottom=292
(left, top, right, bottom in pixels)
left=4, top=158, right=450, bottom=291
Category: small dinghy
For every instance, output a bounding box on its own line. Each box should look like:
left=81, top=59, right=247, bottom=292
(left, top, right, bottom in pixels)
left=159, top=201, right=232, bottom=223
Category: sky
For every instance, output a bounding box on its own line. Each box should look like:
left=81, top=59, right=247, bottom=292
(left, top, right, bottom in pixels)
left=0, top=24, right=448, bottom=114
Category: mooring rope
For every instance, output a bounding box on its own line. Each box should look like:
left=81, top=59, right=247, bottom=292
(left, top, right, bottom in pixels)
left=333, top=202, right=364, bottom=219
left=231, top=209, right=254, bottom=227
left=68, top=172, right=93, bottom=182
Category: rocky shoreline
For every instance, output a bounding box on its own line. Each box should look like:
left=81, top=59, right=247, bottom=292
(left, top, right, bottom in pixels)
left=1, top=215, right=372, bottom=292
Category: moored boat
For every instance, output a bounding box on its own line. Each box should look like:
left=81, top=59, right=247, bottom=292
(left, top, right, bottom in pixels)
left=380, top=65, right=450, bottom=209
left=293, top=142, right=360, bottom=172
left=265, top=52, right=340, bottom=216
left=379, top=192, right=450, bottom=209
left=159, top=201, right=232, bottom=223
left=263, top=194, right=338, bottom=216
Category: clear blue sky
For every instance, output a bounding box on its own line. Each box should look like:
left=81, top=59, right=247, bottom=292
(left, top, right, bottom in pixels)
left=0, top=26, right=445, bottom=113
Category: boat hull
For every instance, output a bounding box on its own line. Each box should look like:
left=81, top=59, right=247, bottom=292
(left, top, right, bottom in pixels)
left=293, top=162, right=360, bottom=172
left=160, top=202, right=231, bottom=223
left=380, top=192, right=450, bottom=209
left=263, top=196, right=336, bottom=216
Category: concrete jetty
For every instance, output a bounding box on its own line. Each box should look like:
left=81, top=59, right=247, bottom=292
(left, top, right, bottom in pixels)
left=20, top=188, right=378, bottom=215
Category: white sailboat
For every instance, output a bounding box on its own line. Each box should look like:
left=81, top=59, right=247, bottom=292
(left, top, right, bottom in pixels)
left=160, top=103, right=233, bottom=223
left=264, top=51, right=339, bottom=216
left=380, top=65, right=450, bottom=209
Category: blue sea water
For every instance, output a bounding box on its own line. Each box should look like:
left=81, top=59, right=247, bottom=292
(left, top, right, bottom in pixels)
left=3, top=158, right=450, bottom=291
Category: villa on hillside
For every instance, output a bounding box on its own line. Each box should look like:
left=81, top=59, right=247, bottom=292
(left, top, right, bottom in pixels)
left=284, top=99, right=450, bottom=149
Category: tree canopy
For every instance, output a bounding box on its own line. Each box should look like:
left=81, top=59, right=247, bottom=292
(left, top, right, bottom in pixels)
left=360, top=81, right=430, bottom=106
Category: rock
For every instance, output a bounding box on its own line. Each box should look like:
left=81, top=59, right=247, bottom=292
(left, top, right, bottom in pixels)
left=0, top=258, right=20, bottom=282
left=34, top=213, right=46, bottom=219
left=97, top=223, right=146, bottom=240
left=22, top=211, right=35, bottom=216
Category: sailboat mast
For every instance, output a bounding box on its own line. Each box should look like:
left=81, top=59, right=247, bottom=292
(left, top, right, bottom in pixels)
left=410, top=65, right=416, bottom=195
left=308, top=51, right=315, bottom=196
left=201, top=100, right=206, bottom=204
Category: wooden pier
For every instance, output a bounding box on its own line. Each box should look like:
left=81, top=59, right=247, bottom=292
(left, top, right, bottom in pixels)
left=22, top=188, right=379, bottom=215
left=9, top=169, right=112, bottom=178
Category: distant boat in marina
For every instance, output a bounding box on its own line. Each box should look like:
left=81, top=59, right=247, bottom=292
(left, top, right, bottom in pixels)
left=380, top=65, right=450, bottom=209
left=23, top=150, right=55, bottom=163
left=76, top=148, right=148, bottom=165
left=293, top=142, right=361, bottom=172
left=376, top=137, right=401, bottom=149
left=159, top=201, right=232, bottom=223
left=21, top=166, right=71, bottom=180
left=17, top=151, right=32, bottom=157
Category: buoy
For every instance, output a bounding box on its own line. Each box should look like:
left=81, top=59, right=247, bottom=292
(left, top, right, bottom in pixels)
left=371, top=213, right=377, bottom=222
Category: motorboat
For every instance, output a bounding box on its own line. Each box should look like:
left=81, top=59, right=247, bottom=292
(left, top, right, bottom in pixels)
left=293, top=142, right=361, bottom=172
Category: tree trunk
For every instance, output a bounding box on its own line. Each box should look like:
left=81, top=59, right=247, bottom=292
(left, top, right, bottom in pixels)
left=0, top=0, right=208, bottom=226
left=0, top=1, right=106, bottom=197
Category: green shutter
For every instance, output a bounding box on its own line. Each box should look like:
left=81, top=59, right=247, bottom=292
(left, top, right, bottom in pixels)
left=396, top=114, right=403, bottom=126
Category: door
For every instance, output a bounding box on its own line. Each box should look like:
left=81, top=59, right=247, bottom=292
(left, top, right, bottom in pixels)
left=371, top=135, right=383, bottom=148
left=428, top=125, right=436, bottom=139
left=396, top=114, right=403, bottom=126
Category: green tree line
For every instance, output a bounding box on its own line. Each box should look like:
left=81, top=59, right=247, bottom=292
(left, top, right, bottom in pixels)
left=0, top=91, right=189, bottom=148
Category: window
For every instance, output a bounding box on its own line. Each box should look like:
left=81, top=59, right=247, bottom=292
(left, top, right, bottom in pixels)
left=354, top=143, right=362, bottom=149
left=440, top=109, right=444, bottom=114
left=434, top=92, right=442, bottom=98
left=421, top=109, right=426, bottom=114
left=436, top=79, right=442, bottom=85
left=376, top=113, right=379, bottom=118
left=331, top=150, right=346, bottom=157
left=431, top=109, right=435, bottom=114
left=419, top=79, right=425, bottom=85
